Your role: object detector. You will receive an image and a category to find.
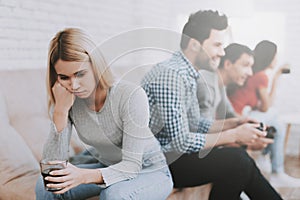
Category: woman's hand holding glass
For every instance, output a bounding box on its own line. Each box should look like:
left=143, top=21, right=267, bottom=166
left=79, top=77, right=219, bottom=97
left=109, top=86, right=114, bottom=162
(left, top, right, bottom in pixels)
left=44, top=162, right=102, bottom=194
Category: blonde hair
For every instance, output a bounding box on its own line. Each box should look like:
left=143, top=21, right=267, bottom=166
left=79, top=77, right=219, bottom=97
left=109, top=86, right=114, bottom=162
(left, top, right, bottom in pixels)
left=47, top=28, right=114, bottom=113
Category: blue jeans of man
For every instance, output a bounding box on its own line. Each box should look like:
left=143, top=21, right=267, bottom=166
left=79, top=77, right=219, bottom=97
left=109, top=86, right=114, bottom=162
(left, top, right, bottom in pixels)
left=247, top=108, right=286, bottom=173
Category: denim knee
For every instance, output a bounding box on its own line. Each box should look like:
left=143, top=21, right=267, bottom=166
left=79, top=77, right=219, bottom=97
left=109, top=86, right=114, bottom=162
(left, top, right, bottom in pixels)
left=100, top=186, right=130, bottom=200
left=35, top=175, right=62, bottom=200
left=36, top=176, right=50, bottom=200
left=35, top=176, right=45, bottom=200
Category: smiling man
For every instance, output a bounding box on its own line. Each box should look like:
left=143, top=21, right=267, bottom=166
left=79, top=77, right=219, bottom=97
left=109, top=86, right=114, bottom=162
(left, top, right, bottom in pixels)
left=197, top=43, right=274, bottom=151
left=142, top=10, right=282, bottom=199
left=197, top=43, right=254, bottom=120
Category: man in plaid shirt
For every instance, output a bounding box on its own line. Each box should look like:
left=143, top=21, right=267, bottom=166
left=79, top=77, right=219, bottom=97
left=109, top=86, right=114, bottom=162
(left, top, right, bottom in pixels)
left=142, top=10, right=282, bottom=199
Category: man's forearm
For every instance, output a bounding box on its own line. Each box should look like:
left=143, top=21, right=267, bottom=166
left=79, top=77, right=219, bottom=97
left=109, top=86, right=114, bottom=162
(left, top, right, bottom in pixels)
left=208, top=118, right=239, bottom=133
left=204, top=128, right=237, bottom=148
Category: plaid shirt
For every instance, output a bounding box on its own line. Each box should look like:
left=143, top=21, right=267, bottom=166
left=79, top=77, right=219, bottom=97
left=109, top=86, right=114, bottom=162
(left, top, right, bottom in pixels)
left=141, top=51, right=213, bottom=154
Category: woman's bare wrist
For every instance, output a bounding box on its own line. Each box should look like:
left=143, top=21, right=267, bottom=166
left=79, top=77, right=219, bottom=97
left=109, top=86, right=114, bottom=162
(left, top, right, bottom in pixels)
left=53, top=106, right=69, bottom=116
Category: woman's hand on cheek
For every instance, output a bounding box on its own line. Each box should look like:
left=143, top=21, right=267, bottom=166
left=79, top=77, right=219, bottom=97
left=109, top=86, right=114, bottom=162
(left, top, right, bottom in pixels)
left=52, top=81, right=75, bottom=112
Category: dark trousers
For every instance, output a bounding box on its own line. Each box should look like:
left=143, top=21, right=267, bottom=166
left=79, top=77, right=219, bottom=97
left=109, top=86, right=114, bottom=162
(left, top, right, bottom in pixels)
left=167, top=147, right=282, bottom=200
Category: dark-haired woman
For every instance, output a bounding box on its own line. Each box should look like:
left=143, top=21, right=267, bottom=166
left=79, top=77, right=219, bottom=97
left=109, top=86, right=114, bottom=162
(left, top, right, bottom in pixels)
left=228, top=40, right=300, bottom=187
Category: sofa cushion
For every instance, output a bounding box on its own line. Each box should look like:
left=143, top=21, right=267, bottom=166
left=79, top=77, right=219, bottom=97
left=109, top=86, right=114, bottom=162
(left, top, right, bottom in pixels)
left=11, top=116, right=85, bottom=162
left=11, top=116, right=51, bottom=161
left=0, top=124, right=40, bottom=199
left=0, top=92, right=8, bottom=123
left=167, top=185, right=211, bottom=200
left=0, top=69, right=47, bottom=121
left=0, top=172, right=39, bottom=200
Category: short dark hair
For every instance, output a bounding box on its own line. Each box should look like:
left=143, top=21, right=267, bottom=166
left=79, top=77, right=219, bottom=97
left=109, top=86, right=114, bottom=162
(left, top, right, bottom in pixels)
left=219, top=43, right=254, bottom=69
left=180, top=10, right=228, bottom=50
left=253, top=40, right=277, bottom=73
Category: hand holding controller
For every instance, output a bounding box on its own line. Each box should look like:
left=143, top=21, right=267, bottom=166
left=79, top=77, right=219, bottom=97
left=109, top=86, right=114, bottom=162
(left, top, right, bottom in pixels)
left=256, top=122, right=276, bottom=139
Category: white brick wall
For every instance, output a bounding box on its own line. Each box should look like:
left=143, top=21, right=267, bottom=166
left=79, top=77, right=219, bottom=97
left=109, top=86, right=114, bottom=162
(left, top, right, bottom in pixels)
left=1, top=0, right=300, bottom=113
left=1, top=0, right=300, bottom=154
left=0, top=0, right=182, bottom=69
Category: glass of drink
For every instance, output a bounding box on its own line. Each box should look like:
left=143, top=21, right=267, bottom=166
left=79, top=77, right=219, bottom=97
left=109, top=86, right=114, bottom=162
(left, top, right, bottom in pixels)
left=40, top=159, right=68, bottom=192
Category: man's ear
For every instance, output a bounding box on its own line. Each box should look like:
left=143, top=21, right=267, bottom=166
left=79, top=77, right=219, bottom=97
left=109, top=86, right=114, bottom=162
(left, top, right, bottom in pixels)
left=188, top=38, right=201, bottom=52
left=223, top=59, right=232, bottom=70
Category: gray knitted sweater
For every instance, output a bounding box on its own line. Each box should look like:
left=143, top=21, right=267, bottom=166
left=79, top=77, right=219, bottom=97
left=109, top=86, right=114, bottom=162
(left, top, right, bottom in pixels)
left=42, top=81, right=166, bottom=187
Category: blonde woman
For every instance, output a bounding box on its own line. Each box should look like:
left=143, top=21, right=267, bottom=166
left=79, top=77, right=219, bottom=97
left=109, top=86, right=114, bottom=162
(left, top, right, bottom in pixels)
left=35, top=28, right=173, bottom=200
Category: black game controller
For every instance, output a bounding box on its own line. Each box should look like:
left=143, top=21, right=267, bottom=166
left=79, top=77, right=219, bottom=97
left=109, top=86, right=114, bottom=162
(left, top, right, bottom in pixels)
left=281, top=68, right=290, bottom=74
left=256, top=122, right=276, bottom=139
left=265, top=126, right=276, bottom=139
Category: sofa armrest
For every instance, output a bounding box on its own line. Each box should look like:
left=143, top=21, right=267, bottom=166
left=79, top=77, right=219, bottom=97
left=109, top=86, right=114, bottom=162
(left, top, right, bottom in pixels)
left=0, top=123, right=40, bottom=183
left=0, top=122, right=40, bottom=199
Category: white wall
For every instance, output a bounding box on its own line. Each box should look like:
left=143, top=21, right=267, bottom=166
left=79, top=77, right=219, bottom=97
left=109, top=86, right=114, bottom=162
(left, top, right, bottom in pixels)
left=0, top=0, right=175, bottom=70
left=1, top=0, right=300, bottom=114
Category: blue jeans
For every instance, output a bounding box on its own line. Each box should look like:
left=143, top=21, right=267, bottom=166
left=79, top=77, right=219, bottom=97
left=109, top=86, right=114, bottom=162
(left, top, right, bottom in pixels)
left=247, top=108, right=286, bottom=173
left=35, top=162, right=173, bottom=200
